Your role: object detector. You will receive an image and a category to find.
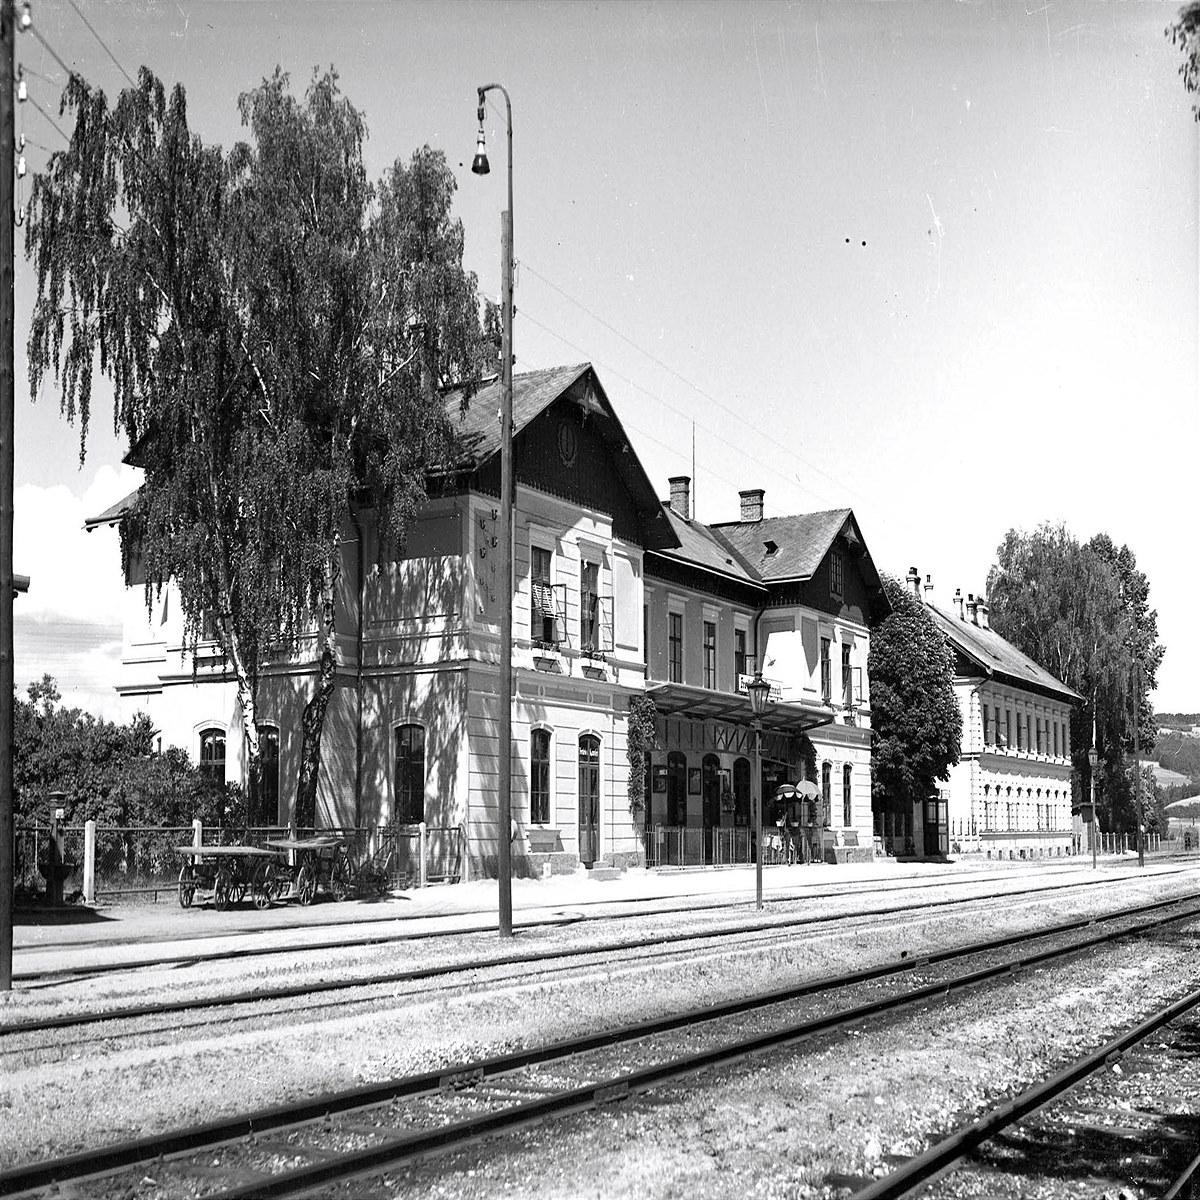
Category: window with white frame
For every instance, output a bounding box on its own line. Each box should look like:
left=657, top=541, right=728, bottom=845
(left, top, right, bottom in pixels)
left=531, top=546, right=555, bottom=645
left=842, top=764, right=852, bottom=827
left=820, top=638, right=831, bottom=702
left=703, top=620, right=717, bottom=689
left=199, top=727, right=226, bottom=786
left=669, top=611, right=683, bottom=683
left=395, top=723, right=426, bottom=824
left=821, top=761, right=832, bottom=826
left=531, top=729, right=551, bottom=824
left=830, top=547, right=844, bottom=601
left=580, top=560, right=599, bottom=652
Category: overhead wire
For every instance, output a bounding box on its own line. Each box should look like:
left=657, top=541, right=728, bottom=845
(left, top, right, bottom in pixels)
left=66, top=0, right=136, bottom=88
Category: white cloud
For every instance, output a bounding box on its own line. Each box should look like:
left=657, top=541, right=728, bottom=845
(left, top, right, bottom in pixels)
left=13, top=464, right=140, bottom=718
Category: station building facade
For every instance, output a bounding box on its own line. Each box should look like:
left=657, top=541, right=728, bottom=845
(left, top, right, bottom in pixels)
left=901, top=571, right=1081, bottom=859
left=93, top=363, right=891, bottom=875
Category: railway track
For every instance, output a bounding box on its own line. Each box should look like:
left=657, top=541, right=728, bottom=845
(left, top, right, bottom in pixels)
left=854, top=986, right=1200, bottom=1198
left=3, top=894, right=1198, bottom=1200
left=15, top=862, right=1188, bottom=985
left=3, top=880, right=1194, bottom=1042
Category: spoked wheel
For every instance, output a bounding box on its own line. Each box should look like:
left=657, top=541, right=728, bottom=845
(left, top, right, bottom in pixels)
left=296, top=861, right=317, bottom=906
left=178, top=863, right=196, bottom=909
left=213, top=867, right=233, bottom=911
left=330, top=855, right=352, bottom=902
left=252, top=861, right=275, bottom=911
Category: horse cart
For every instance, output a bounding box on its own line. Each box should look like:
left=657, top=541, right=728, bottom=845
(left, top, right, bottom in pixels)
left=262, top=835, right=354, bottom=906
left=176, top=845, right=278, bottom=911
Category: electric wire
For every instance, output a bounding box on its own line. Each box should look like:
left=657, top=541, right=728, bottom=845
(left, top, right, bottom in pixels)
left=26, top=94, right=68, bottom=144
left=27, top=26, right=76, bottom=84
left=66, top=0, right=136, bottom=88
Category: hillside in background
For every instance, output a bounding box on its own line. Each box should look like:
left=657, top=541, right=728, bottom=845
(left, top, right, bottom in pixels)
left=1156, top=713, right=1200, bottom=731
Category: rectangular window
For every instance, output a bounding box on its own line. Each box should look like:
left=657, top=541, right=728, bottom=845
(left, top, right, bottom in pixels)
left=820, top=638, right=831, bottom=702
left=734, top=628, right=747, bottom=681
left=1015, top=712, right=1023, bottom=751
left=821, top=762, right=832, bottom=826
left=842, top=643, right=853, bottom=708
left=830, top=548, right=844, bottom=601
left=580, top=560, right=599, bottom=652
left=531, top=546, right=554, bottom=644
left=1005, top=709, right=1012, bottom=748
left=982, top=706, right=990, bottom=746
left=994, top=706, right=1001, bottom=746
left=1026, top=715, right=1032, bottom=753
left=703, top=621, right=717, bottom=689
left=668, top=612, right=683, bottom=683
left=644, top=605, right=650, bottom=670
left=1036, top=718, right=1042, bottom=754
left=531, top=729, right=551, bottom=824
left=842, top=764, right=852, bottom=827
left=1053, top=720, right=1060, bottom=758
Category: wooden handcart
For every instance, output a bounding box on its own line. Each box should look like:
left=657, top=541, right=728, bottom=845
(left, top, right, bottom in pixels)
left=175, top=845, right=278, bottom=911
left=263, top=836, right=354, bottom=906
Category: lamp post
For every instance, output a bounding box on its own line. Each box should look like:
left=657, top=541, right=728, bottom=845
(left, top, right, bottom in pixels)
left=747, top=670, right=772, bottom=910
left=472, top=84, right=514, bottom=939
left=1088, top=746, right=1098, bottom=871
left=1133, top=650, right=1145, bottom=869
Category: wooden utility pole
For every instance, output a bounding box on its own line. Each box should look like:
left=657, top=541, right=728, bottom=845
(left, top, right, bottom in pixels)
left=0, top=0, right=16, bottom=991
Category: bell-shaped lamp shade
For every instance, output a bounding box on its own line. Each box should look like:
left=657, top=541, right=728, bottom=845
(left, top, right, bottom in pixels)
left=747, top=671, right=771, bottom=717
left=472, top=130, right=490, bottom=176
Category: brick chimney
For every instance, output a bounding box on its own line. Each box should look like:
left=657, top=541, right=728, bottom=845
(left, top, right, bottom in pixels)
left=953, top=588, right=964, bottom=620
left=906, top=567, right=921, bottom=600
left=923, top=574, right=934, bottom=605
left=739, top=488, right=764, bottom=522
left=966, top=593, right=979, bottom=625
left=979, top=598, right=990, bottom=630
left=668, top=476, right=691, bottom=521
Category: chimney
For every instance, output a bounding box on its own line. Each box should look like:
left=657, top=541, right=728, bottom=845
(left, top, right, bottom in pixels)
left=966, top=593, right=979, bottom=625
left=739, top=488, right=764, bottom=522
left=923, top=574, right=934, bottom=605
left=668, top=475, right=691, bottom=521
left=979, top=598, right=990, bottom=630
left=906, top=567, right=921, bottom=600
left=953, top=588, right=964, bottom=620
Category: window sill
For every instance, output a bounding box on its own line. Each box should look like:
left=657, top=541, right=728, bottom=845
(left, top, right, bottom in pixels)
left=533, top=651, right=563, bottom=673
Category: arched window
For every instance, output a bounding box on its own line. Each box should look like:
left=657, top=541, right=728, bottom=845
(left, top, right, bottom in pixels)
left=842, top=764, right=852, bottom=827
left=821, top=761, right=832, bottom=827
left=255, top=725, right=279, bottom=826
left=578, top=734, right=601, bottom=866
left=531, top=729, right=551, bottom=824
left=199, top=727, right=226, bottom=786
left=395, top=724, right=426, bottom=825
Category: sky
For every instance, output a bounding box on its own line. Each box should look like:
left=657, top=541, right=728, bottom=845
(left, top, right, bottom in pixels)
left=11, top=0, right=1199, bottom=718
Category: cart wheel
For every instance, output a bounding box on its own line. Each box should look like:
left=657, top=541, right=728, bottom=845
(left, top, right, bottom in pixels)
left=252, top=862, right=275, bottom=911
left=178, top=863, right=196, bottom=909
left=330, top=856, right=352, bottom=902
left=231, top=881, right=247, bottom=905
left=297, top=862, right=317, bottom=906
left=214, top=867, right=233, bottom=911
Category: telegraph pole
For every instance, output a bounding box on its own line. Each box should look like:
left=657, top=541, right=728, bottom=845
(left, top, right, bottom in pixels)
left=0, top=0, right=16, bottom=991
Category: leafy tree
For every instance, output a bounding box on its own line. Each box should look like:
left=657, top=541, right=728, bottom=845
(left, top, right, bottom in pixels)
left=26, top=68, right=489, bottom=828
left=868, top=575, right=962, bottom=840
left=986, top=524, right=1165, bottom=834
left=1168, top=4, right=1200, bottom=119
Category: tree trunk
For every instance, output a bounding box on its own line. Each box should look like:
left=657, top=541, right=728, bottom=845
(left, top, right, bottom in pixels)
left=218, top=614, right=261, bottom=831
left=294, top=550, right=340, bottom=832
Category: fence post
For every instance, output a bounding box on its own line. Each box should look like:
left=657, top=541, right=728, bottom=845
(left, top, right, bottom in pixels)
left=418, top=821, right=428, bottom=889
left=83, top=820, right=96, bottom=905
left=460, top=822, right=470, bottom=882
left=192, top=818, right=202, bottom=850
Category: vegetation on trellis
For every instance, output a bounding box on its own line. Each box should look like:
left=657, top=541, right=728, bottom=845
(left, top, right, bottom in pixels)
left=25, top=67, right=491, bottom=828
left=986, top=523, right=1164, bottom=834
left=625, top=694, right=658, bottom=814
left=868, top=575, right=962, bottom=823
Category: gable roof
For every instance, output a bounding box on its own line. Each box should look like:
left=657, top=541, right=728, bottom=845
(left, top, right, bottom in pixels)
left=712, top=508, right=875, bottom=585
left=925, top=602, right=1083, bottom=703
left=653, top=508, right=765, bottom=591
left=442, top=363, right=679, bottom=551
left=84, top=488, right=139, bottom=531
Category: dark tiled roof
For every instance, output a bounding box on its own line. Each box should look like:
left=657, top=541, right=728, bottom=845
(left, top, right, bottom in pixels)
left=711, top=509, right=856, bottom=582
left=84, top=488, right=140, bottom=530
left=443, top=363, right=591, bottom=467
left=926, top=603, right=1082, bottom=702
left=654, top=509, right=765, bottom=590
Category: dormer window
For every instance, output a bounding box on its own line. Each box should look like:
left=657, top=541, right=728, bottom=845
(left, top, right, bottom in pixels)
left=763, top=540, right=778, bottom=556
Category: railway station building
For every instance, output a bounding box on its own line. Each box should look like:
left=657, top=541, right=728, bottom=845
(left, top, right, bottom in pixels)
left=92, top=363, right=892, bottom=876
left=900, top=571, right=1081, bottom=859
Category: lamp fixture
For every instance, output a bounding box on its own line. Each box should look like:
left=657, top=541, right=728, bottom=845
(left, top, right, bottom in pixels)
left=471, top=95, right=490, bottom=176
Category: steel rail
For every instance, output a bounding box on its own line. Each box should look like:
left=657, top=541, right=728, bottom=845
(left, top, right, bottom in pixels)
left=3, top=885, right=1194, bottom=1040
left=16, top=862, right=1180, bottom=979
left=851, top=985, right=1200, bottom=1200
left=1164, top=1147, right=1200, bottom=1200
left=3, top=898, right=1198, bottom=1198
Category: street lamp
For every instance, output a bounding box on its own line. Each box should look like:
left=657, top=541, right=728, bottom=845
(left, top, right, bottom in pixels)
left=473, top=84, right=514, bottom=939
left=747, top=670, right=772, bottom=910
left=1087, top=746, right=1098, bottom=871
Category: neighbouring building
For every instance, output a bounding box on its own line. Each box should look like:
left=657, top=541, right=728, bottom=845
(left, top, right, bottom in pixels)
left=904, top=571, right=1081, bottom=859
left=89, top=363, right=890, bottom=876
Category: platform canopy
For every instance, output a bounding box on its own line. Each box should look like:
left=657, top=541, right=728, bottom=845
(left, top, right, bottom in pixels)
left=645, top=682, right=832, bottom=736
